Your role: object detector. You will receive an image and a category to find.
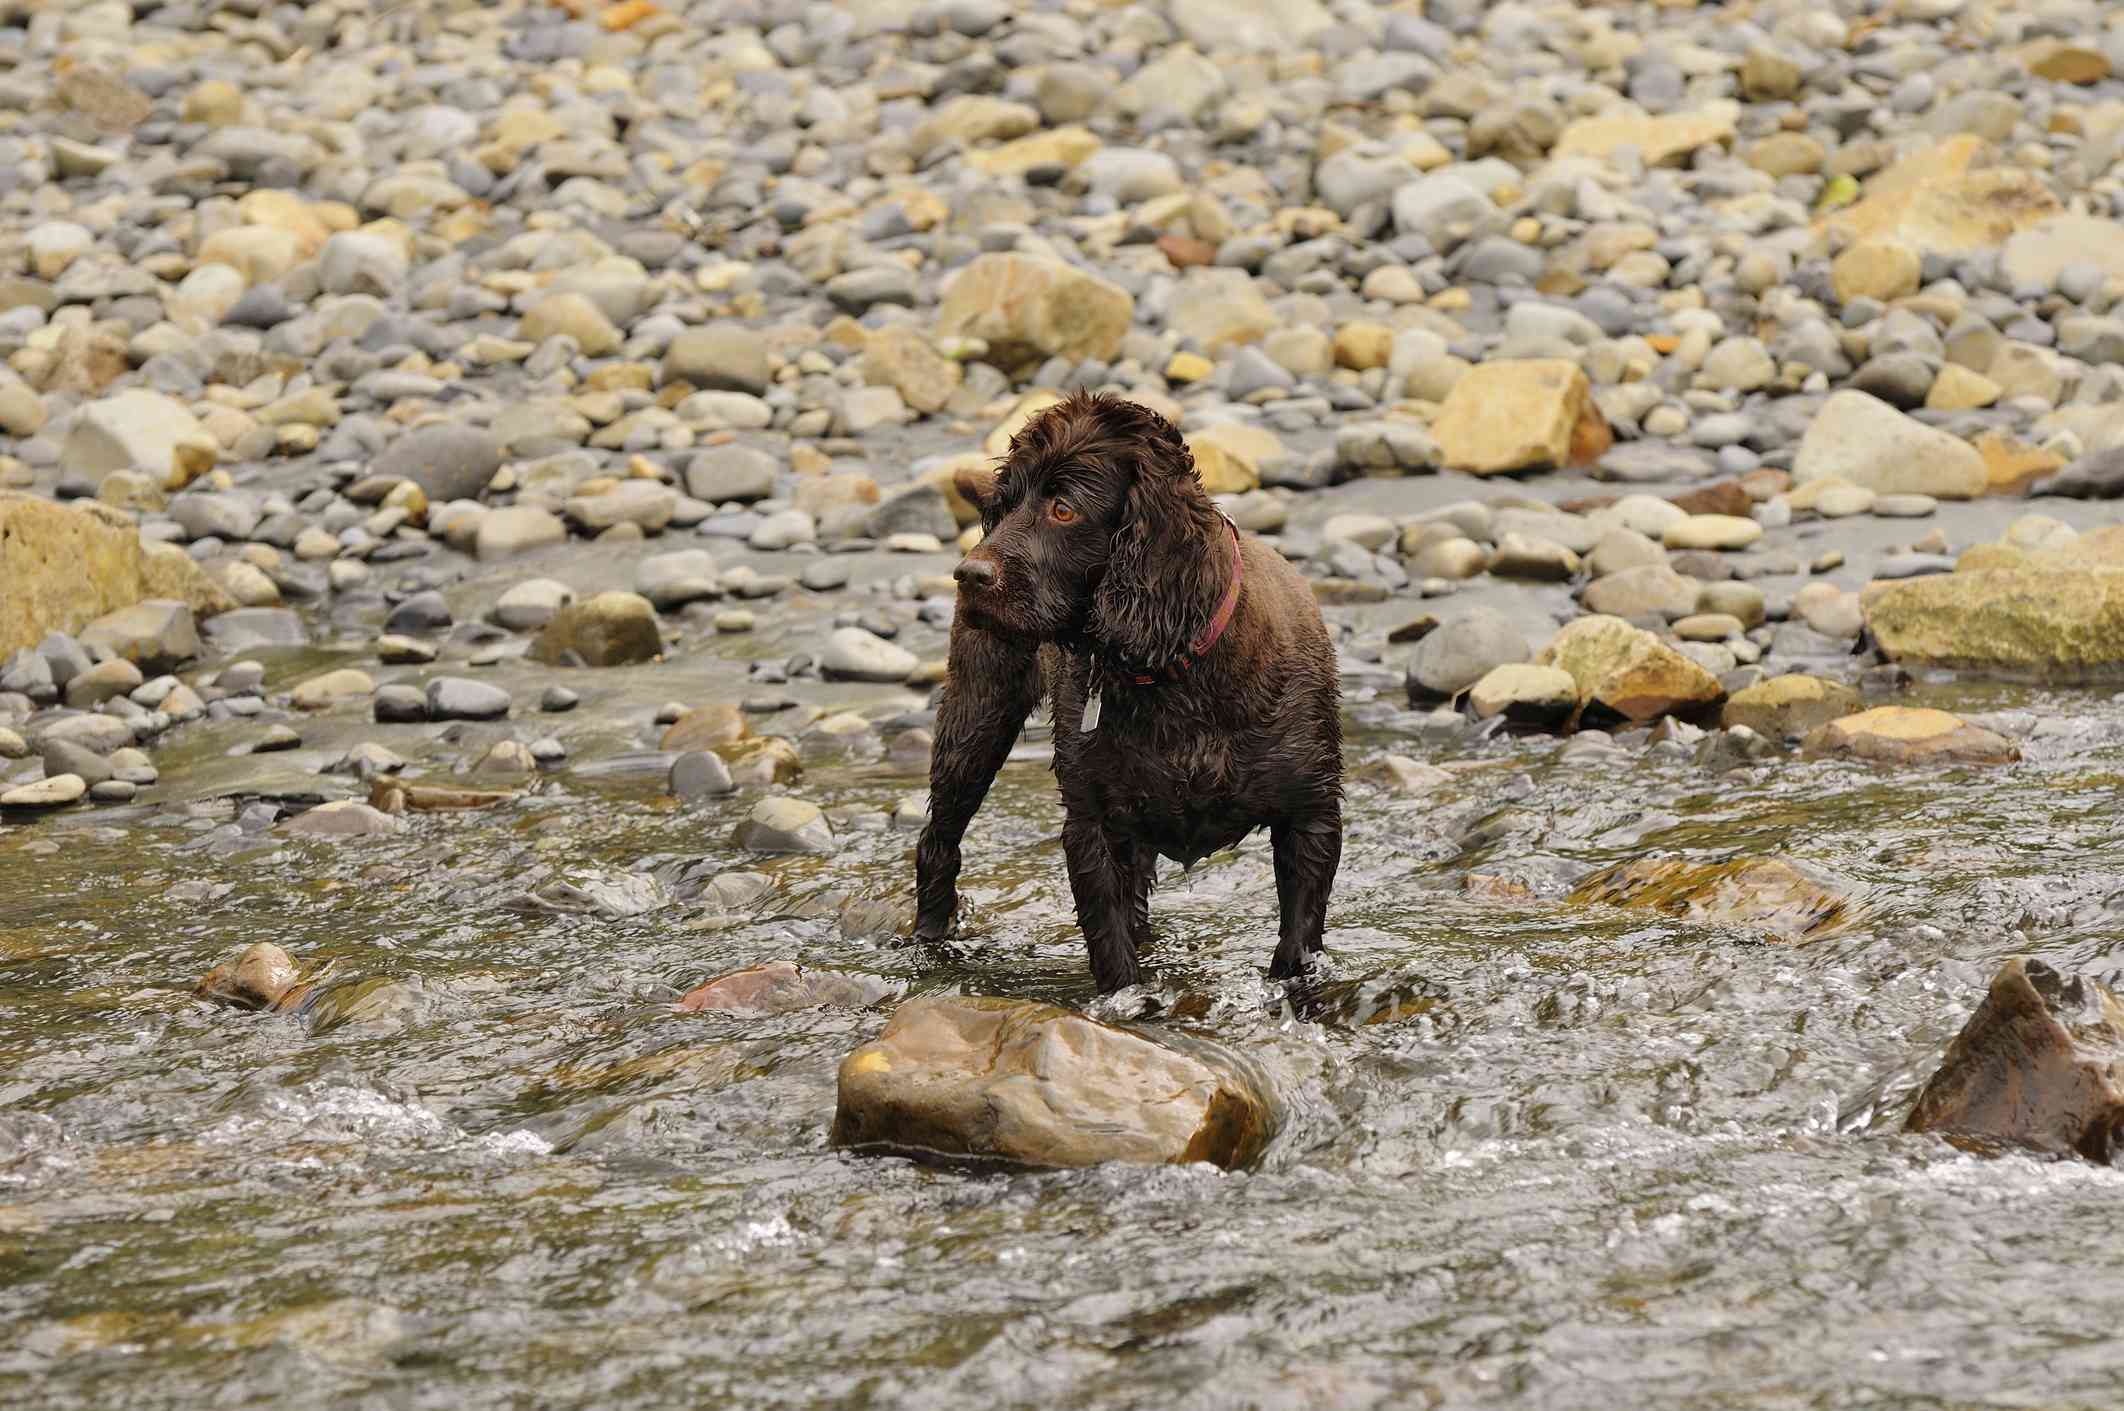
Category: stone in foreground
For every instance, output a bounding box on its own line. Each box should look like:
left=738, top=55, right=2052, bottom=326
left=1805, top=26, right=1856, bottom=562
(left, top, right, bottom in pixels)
left=1568, top=856, right=1853, bottom=941
left=1906, top=958, right=2124, bottom=1163
left=1536, top=615, right=1725, bottom=725
left=832, top=996, right=1275, bottom=1170
left=1429, top=359, right=1611, bottom=475
left=1801, top=707, right=2019, bottom=766
left=1861, top=569, right=2124, bottom=683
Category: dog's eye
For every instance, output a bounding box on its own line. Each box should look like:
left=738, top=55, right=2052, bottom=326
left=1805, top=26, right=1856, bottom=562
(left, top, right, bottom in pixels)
left=1049, top=500, right=1078, bottom=525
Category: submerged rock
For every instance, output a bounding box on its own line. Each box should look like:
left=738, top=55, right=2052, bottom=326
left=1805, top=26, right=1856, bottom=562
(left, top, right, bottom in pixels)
left=675, top=961, right=897, bottom=1014
left=732, top=796, right=835, bottom=853
left=1568, top=856, right=1853, bottom=941
left=831, top=996, right=1276, bottom=1169
left=195, top=942, right=301, bottom=1010
left=1907, top=958, right=2124, bottom=1163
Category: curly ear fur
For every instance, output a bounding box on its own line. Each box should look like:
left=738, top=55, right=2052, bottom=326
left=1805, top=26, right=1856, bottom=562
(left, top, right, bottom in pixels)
left=1091, top=423, right=1226, bottom=669
left=953, top=463, right=1000, bottom=525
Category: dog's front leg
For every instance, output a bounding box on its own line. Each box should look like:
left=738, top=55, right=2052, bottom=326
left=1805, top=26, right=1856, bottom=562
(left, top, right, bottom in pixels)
left=914, top=623, right=1042, bottom=941
left=1063, top=814, right=1142, bottom=992
left=1267, top=809, right=1342, bottom=981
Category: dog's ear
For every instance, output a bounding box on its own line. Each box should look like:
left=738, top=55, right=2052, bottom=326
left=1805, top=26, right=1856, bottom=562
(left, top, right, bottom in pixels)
left=1092, top=432, right=1224, bottom=667
left=953, top=463, right=1000, bottom=524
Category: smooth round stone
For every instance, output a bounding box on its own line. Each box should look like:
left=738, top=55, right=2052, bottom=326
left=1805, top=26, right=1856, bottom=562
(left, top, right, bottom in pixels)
left=821, top=627, right=917, bottom=683
left=1696, top=581, right=1767, bottom=628
left=377, top=634, right=437, bottom=664
left=1662, top=515, right=1763, bottom=551
left=541, top=686, right=580, bottom=712
left=1814, top=485, right=1876, bottom=518
left=384, top=590, right=452, bottom=633
left=1, top=773, right=85, bottom=808
left=530, top=738, right=567, bottom=764
left=1673, top=613, right=1745, bottom=642
left=251, top=724, right=302, bottom=752
left=373, top=684, right=428, bottom=722
left=799, top=559, right=851, bottom=591
left=426, top=678, right=511, bottom=721
left=715, top=610, right=755, bottom=632
left=1873, top=493, right=1938, bottom=518
left=1465, top=664, right=1577, bottom=727
left=89, top=779, right=137, bottom=802
left=494, top=578, right=575, bottom=630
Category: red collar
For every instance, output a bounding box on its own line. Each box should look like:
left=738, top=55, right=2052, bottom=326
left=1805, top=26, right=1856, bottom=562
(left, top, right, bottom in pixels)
left=1117, top=517, right=1243, bottom=687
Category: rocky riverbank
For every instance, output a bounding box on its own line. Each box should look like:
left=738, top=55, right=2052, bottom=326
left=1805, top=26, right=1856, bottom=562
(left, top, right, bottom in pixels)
left=8, top=0, right=2124, bottom=1290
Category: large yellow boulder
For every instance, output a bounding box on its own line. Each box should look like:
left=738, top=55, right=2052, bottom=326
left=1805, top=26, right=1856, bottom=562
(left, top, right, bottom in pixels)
left=0, top=493, right=229, bottom=655
left=1431, top=359, right=1612, bottom=475
left=935, top=254, right=1133, bottom=374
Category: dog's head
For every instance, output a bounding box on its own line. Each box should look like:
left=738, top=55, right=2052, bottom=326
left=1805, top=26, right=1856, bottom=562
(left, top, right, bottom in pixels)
left=951, top=391, right=1224, bottom=665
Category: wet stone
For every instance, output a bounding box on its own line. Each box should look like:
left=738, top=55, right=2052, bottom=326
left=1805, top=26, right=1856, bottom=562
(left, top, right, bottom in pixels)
left=1907, top=958, right=2124, bottom=1163
left=832, top=996, right=1277, bottom=1170
left=732, top=796, right=836, bottom=854
left=424, top=678, right=510, bottom=722
left=669, top=750, right=736, bottom=800
left=373, top=685, right=427, bottom=723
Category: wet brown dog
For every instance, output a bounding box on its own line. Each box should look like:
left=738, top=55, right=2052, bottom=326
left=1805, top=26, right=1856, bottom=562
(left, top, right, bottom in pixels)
left=914, top=392, right=1343, bottom=992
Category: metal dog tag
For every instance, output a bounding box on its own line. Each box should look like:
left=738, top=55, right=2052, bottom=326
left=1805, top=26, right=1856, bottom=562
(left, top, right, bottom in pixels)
left=1080, top=690, right=1103, bottom=733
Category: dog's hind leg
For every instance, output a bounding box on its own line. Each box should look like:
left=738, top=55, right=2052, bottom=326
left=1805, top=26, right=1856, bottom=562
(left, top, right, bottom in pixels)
left=914, top=624, right=1043, bottom=942
left=1267, top=808, right=1342, bottom=981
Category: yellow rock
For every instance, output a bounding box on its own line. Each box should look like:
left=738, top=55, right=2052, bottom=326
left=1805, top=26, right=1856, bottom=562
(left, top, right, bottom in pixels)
left=1165, top=351, right=1213, bottom=383
left=1430, top=359, right=1612, bottom=475
left=1553, top=102, right=1739, bottom=167
left=2021, top=40, right=2110, bottom=85
left=0, top=494, right=229, bottom=655
left=1745, top=132, right=1827, bottom=177
left=1186, top=422, right=1285, bottom=496
left=1187, top=438, right=1259, bottom=495
left=235, top=190, right=337, bottom=255
left=1802, top=706, right=2020, bottom=766
left=1817, top=135, right=2063, bottom=255
left=194, top=226, right=303, bottom=286
left=1863, top=568, right=2124, bottom=682
left=1973, top=430, right=2062, bottom=493
left=182, top=79, right=243, bottom=126
left=1536, top=614, right=1725, bottom=724
left=1831, top=238, right=1921, bottom=303
left=1333, top=322, right=1394, bottom=371
left=967, top=126, right=1101, bottom=177
left=1927, top=364, right=2002, bottom=413
left=936, top=254, right=1133, bottom=375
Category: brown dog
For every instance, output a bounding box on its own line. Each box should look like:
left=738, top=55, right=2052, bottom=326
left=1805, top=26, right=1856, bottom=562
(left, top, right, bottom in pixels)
left=914, top=392, right=1343, bottom=992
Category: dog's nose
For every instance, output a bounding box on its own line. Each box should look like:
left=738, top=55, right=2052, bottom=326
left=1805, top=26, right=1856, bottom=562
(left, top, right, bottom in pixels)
left=953, top=557, right=996, bottom=592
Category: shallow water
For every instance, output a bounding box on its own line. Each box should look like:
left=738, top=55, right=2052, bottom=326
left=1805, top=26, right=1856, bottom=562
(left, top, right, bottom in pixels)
left=7, top=674, right=2124, bottom=1410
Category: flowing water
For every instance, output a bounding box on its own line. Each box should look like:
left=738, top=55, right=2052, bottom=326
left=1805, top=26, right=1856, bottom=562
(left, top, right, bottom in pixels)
left=7, top=672, right=2124, bottom=1410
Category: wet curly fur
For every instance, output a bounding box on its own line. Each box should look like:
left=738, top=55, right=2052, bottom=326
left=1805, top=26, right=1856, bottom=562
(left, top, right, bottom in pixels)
left=914, top=392, right=1344, bottom=992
